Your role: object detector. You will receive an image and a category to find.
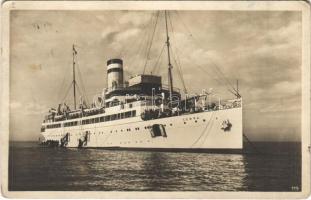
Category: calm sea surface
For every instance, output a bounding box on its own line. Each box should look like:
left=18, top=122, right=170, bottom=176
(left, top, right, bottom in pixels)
left=9, top=142, right=301, bottom=191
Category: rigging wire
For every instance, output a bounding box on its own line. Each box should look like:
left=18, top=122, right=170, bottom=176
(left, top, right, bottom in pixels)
left=192, top=61, right=237, bottom=94
left=76, top=63, right=89, bottom=105
left=75, top=83, right=86, bottom=103
left=170, top=46, right=187, bottom=94
left=56, top=60, right=72, bottom=104
left=174, top=48, right=188, bottom=92
left=167, top=34, right=237, bottom=94
left=154, top=51, right=164, bottom=76
left=174, top=11, right=239, bottom=94
left=61, top=81, right=74, bottom=103
left=102, top=11, right=138, bottom=78
left=126, top=12, right=155, bottom=75
left=118, top=12, right=152, bottom=59
left=207, top=57, right=239, bottom=94
left=167, top=12, right=188, bottom=94
left=57, top=78, right=70, bottom=105
left=102, top=11, right=130, bottom=57
left=126, top=27, right=150, bottom=75
left=143, top=11, right=160, bottom=74
left=63, top=80, right=89, bottom=108
left=102, top=11, right=152, bottom=78
left=139, top=12, right=158, bottom=72
left=151, top=43, right=165, bottom=74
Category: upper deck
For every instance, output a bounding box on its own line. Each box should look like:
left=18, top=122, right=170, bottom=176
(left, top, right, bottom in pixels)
left=41, top=97, right=242, bottom=132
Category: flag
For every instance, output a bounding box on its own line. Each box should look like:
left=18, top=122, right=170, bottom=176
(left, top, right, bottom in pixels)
left=50, top=108, right=56, bottom=113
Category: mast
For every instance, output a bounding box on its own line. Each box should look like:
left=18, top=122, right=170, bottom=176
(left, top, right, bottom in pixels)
left=165, top=11, right=174, bottom=107
left=237, top=80, right=239, bottom=96
left=72, top=44, right=77, bottom=110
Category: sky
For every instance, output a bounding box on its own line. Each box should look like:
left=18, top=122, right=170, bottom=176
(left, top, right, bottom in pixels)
left=9, top=10, right=302, bottom=141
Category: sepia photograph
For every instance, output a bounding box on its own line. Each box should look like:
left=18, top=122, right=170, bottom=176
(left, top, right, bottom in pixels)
left=1, top=1, right=310, bottom=198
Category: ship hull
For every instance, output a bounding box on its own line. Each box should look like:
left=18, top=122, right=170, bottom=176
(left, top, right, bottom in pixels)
left=40, top=107, right=243, bottom=150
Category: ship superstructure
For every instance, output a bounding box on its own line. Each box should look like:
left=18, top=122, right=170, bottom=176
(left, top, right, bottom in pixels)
left=40, top=11, right=243, bottom=151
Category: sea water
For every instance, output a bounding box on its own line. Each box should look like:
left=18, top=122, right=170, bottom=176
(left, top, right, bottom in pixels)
left=8, top=141, right=301, bottom=191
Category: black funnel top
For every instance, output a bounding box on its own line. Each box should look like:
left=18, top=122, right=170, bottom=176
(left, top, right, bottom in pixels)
left=107, top=58, right=123, bottom=66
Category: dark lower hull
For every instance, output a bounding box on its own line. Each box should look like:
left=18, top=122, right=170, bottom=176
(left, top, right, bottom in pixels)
left=80, top=146, right=244, bottom=154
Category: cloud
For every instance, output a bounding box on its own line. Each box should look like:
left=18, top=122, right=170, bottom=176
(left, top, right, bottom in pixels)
left=101, top=29, right=118, bottom=39
left=273, top=81, right=301, bottom=94
left=25, top=103, right=49, bottom=115
left=11, top=101, right=48, bottom=115
left=246, top=79, right=301, bottom=103
left=259, top=101, right=300, bottom=113
left=115, top=28, right=141, bottom=42
left=118, top=11, right=151, bottom=26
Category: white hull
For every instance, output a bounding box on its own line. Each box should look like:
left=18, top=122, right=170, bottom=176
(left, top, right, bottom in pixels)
left=41, top=107, right=243, bottom=150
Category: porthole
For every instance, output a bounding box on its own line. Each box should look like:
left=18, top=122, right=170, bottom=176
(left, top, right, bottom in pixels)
left=195, top=120, right=197, bottom=123
left=203, top=119, right=206, bottom=122
left=184, top=122, right=186, bottom=124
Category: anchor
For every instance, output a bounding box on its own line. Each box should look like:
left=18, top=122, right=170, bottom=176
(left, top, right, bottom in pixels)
left=221, top=119, right=232, bottom=132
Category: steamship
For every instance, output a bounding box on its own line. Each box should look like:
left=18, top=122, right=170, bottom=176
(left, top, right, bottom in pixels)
left=39, top=11, right=243, bottom=151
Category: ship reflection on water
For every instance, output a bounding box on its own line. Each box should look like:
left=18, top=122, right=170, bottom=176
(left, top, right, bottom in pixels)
left=9, top=141, right=301, bottom=191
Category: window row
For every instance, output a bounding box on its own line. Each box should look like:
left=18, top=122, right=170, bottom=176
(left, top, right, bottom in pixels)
left=64, top=121, right=78, bottom=127
left=82, top=110, right=136, bottom=125
left=46, top=124, right=61, bottom=129
left=46, top=110, right=137, bottom=129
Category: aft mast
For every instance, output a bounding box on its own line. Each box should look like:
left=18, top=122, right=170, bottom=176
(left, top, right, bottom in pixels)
left=165, top=11, right=174, bottom=107
left=72, top=44, right=77, bottom=110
